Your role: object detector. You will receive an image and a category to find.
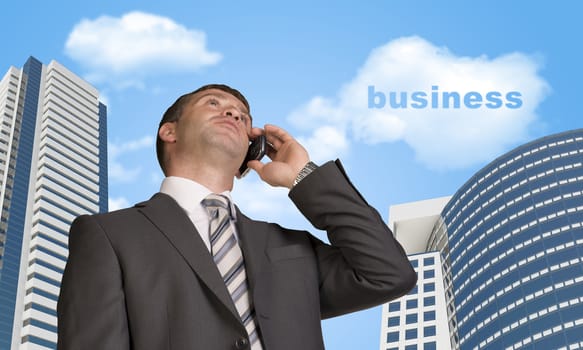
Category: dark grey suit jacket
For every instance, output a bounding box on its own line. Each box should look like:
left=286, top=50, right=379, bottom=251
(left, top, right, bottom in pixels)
left=57, top=160, right=416, bottom=350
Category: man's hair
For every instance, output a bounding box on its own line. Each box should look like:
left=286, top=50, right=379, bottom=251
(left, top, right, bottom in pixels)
left=156, top=84, right=251, bottom=174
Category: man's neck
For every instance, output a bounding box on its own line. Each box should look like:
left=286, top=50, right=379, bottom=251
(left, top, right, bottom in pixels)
left=166, top=162, right=236, bottom=193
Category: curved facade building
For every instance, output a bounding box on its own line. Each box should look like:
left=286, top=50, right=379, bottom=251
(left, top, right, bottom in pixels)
left=428, top=129, right=583, bottom=349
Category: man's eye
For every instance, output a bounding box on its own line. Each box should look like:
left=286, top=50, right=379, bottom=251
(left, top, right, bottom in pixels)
left=209, top=99, right=219, bottom=106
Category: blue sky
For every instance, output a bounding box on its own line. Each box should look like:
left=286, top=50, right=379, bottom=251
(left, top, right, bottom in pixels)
left=2, top=1, right=582, bottom=348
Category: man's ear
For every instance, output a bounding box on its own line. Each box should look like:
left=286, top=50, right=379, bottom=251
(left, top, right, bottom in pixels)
left=159, top=122, right=177, bottom=143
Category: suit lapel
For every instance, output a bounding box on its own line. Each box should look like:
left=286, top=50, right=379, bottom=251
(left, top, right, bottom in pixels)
left=136, top=193, right=240, bottom=321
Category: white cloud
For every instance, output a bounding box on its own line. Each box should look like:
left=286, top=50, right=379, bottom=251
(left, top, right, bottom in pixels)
left=109, top=162, right=142, bottom=183
left=297, top=126, right=349, bottom=164
left=65, top=11, right=222, bottom=84
left=232, top=177, right=328, bottom=241
left=109, top=135, right=155, bottom=158
left=232, top=177, right=300, bottom=218
left=108, top=135, right=155, bottom=183
left=109, top=196, right=130, bottom=211
left=232, top=178, right=294, bottom=219
left=288, top=36, right=550, bottom=170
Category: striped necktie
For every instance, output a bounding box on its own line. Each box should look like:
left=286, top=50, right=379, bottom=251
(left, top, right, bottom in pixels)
left=201, top=194, right=263, bottom=350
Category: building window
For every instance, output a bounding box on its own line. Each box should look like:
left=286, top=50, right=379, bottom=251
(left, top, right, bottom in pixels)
left=424, top=270, right=435, bottom=279
left=387, top=331, right=399, bottom=343
left=424, top=310, right=436, bottom=321
left=406, top=313, right=418, bottom=324
left=406, top=328, right=418, bottom=340
left=405, top=343, right=418, bottom=350
left=406, top=299, right=418, bottom=309
left=424, top=341, right=437, bottom=350
left=424, top=283, right=435, bottom=292
left=408, top=285, right=418, bottom=295
left=388, top=302, right=400, bottom=312
left=424, top=296, right=435, bottom=307
left=424, top=257, right=435, bottom=266
left=424, top=326, right=436, bottom=337
left=388, top=317, right=400, bottom=327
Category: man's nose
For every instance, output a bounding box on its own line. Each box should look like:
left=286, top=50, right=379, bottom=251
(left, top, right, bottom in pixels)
left=224, top=107, right=242, bottom=122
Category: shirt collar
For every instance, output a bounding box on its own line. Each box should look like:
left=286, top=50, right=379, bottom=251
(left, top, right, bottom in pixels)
left=159, top=176, right=237, bottom=220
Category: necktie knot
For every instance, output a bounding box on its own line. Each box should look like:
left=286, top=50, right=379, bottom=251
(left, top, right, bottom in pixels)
left=201, top=193, right=232, bottom=219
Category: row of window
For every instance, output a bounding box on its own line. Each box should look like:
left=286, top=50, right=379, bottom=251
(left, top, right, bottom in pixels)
left=454, top=220, right=581, bottom=300
left=42, top=120, right=98, bottom=158
left=454, top=217, right=577, bottom=287
left=410, top=256, right=435, bottom=267
left=26, top=286, right=59, bottom=302
left=38, top=173, right=100, bottom=208
left=20, top=335, right=57, bottom=349
left=447, top=157, right=582, bottom=246
left=407, top=282, right=436, bottom=296
left=459, top=272, right=583, bottom=330
left=449, top=166, right=582, bottom=253
left=461, top=284, right=583, bottom=347
left=387, top=326, right=436, bottom=342
left=455, top=236, right=582, bottom=311
left=36, top=183, right=97, bottom=216
left=44, top=80, right=99, bottom=121
left=472, top=153, right=580, bottom=210
left=42, top=104, right=99, bottom=148
left=388, top=296, right=436, bottom=312
left=40, top=133, right=100, bottom=175
left=444, top=134, right=582, bottom=223
left=451, top=186, right=582, bottom=268
left=27, top=270, right=61, bottom=288
left=386, top=342, right=436, bottom=350
left=505, top=336, right=583, bottom=350
left=452, top=207, right=582, bottom=291
left=46, top=66, right=100, bottom=107
left=387, top=310, right=436, bottom=327
left=487, top=315, right=583, bottom=350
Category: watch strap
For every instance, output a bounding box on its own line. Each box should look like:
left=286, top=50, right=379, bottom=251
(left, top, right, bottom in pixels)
left=293, top=161, right=318, bottom=187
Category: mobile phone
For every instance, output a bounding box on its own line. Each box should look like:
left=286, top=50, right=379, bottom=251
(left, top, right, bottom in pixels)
left=239, top=135, right=266, bottom=177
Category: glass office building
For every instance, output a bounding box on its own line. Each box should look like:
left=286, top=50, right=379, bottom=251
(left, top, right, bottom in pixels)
left=0, top=57, right=107, bottom=349
left=428, top=129, right=583, bottom=349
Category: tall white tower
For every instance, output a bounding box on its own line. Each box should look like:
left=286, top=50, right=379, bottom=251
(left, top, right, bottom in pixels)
left=380, top=197, right=452, bottom=350
left=0, top=56, right=108, bottom=349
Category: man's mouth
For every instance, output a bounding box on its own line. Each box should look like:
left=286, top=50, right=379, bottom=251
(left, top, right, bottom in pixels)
left=213, top=117, right=239, bottom=133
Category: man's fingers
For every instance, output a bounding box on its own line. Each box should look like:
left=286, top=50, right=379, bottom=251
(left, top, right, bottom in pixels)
left=248, top=127, right=264, bottom=140
left=247, top=160, right=264, bottom=173
left=264, top=124, right=293, bottom=149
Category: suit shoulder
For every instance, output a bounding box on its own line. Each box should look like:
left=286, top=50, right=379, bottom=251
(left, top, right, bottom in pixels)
left=89, top=205, right=143, bottom=222
left=73, top=193, right=168, bottom=230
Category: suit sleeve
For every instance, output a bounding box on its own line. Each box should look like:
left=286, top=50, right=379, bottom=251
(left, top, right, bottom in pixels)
left=57, top=215, right=130, bottom=349
left=289, top=160, right=417, bottom=319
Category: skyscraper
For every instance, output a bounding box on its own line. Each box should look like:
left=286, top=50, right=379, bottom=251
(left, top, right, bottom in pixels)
left=430, top=129, right=583, bottom=349
left=381, top=197, right=452, bottom=350
left=0, top=57, right=107, bottom=349
left=381, top=251, right=451, bottom=350
left=383, top=129, right=583, bottom=350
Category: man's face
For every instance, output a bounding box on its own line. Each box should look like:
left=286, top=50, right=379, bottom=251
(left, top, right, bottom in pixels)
left=172, top=88, right=252, bottom=164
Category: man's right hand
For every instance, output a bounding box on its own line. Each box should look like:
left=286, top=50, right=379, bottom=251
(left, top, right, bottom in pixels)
left=247, top=124, right=310, bottom=189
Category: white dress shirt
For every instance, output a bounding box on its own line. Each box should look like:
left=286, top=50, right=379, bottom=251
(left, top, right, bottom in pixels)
left=160, top=176, right=238, bottom=252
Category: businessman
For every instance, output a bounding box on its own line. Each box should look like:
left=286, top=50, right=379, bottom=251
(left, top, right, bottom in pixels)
left=57, top=84, right=417, bottom=350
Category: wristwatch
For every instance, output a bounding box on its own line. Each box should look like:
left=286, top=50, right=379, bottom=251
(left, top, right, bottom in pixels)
left=293, top=161, right=318, bottom=187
